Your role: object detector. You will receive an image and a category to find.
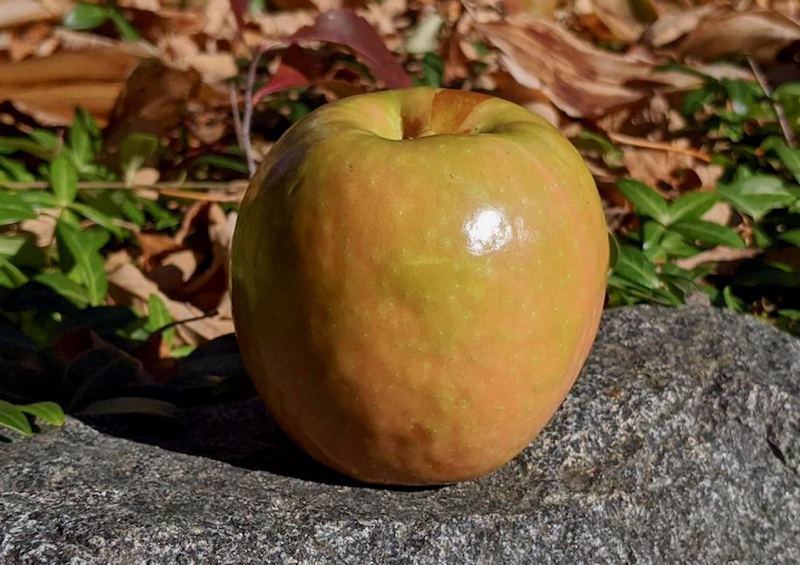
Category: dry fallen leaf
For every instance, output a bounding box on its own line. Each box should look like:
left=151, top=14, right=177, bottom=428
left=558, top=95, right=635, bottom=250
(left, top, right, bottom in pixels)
left=621, top=144, right=706, bottom=192
left=101, top=57, right=202, bottom=151
left=0, top=0, right=74, bottom=30
left=107, top=261, right=234, bottom=346
left=675, top=247, right=761, bottom=270
left=648, top=8, right=800, bottom=63
left=0, top=45, right=153, bottom=125
left=575, top=0, right=658, bottom=44
left=475, top=18, right=659, bottom=117
left=642, top=4, right=715, bottom=48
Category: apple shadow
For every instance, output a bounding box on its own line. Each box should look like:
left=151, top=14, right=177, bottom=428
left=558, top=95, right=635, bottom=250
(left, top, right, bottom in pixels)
left=79, top=397, right=442, bottom=492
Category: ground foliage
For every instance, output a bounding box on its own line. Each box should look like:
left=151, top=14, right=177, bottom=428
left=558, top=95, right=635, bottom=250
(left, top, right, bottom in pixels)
left=0, top=0, right=799, bottom=436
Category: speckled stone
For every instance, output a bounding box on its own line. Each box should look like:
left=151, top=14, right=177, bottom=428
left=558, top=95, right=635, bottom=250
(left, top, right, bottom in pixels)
left=1, top=305, right=799, bottom=564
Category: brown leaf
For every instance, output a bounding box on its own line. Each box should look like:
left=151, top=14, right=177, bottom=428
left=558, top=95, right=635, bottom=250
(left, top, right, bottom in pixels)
left=19, top=210, right=58, bottom=247
left=582, top=0, right=658, bottom=44
left=675, top=247, right=761, bottom=271
left=9, top=22, right=53, bottom=61
left=107, top=262, right=234, bottom=346
left=137, top=232, right=182, bottom=271
left=0, top=0, right=74, bottom=30
left=504, top=0, right=556, bottom=19
left=476, top=19, right=657, bottom=117
left=648, top=8, right=800, bottom=63
left=0, top=45, right=150, bottom=125
left=102, top=57, right=202, bottom=152
left=643, top=5, right=715, bottom=48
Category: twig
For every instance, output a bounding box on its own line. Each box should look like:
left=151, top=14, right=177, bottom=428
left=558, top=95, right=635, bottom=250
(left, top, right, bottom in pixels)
left=1, top=181, right=248, bottom=192
left=748, top=55, right=795, bottom=148
left=229, top=83, right=246, bottom=155
left=156, top=189, right=242, bottom=203
left=243, top=48, right=267, bottom=178
left=607, top=132, right=712, bottom=162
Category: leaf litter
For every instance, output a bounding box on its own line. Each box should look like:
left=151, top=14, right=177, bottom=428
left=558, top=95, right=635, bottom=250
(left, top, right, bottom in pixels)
left=1, top=0, right=799, bottom=425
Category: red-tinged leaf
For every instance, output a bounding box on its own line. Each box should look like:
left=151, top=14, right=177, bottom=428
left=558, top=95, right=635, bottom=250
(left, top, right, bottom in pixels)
left=287, top=10, right=411, bottom=89
left=229, top=0, right=248, bottom=30
left=252, top=62, right=311, bottom=106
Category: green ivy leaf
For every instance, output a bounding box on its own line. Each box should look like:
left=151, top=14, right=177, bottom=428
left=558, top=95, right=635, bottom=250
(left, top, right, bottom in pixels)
left=573, top=130, right=623, bottom=167
left=68, top=201, right=124, bottom=238
left=18, top=401, right=65, bottom=426
left=779, top=228, right=800, bottom=247
left=616, top=179, right=670, bottom=225
left=0, top=235, right=26, bottom=258
left=0, top=191, right=37, bottom=225
left=63, top=3, right=109, bottom=30
left=667, top=192, right=718, bottom=224
left=18, top=190, right=61, bottom=209
left=607, top=233, right=620, bottom=269
left=107, top=8, right=140, bottom=41
left=763, top=137, right=800, bottom=185
left=121, top=199, right=146, bottom=227
left=669, top=220, right=745, bottom=249
left=722, top=286, right=745, bottom=312
left=0, top=399, right=33, bottom=436
left=68, top=110, right=94, bottom=168
left=146, top=293, right=174, bottom=347
left=50, top=154, right=78, bottom=207
left=27, top=129, right=61, bottom=152
left=611, top=244, right=661, bottom=290
left=717, top=173, right=800, bottom=221
left=55, top=221, right=108, bottom=306
left=0, top=137, right=55, bottom=161
left=120, top=133, right=159, bottom=185
left=0, top=155, right=35, bottom=182
left=34, top=272, right=90, bottom=308
left=642, top=221, right=666, bottom=261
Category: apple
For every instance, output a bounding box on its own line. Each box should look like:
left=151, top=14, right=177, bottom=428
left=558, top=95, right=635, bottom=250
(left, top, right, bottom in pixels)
left=231, top=87, right=608, bottom=486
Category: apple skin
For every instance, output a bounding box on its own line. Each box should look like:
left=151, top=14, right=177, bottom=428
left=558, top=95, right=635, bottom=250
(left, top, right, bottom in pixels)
left=231, top=87, right=608, bottom=486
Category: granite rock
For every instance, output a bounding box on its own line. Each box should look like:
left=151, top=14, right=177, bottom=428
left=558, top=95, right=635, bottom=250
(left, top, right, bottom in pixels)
left=1, top=305, right=799, bottom=564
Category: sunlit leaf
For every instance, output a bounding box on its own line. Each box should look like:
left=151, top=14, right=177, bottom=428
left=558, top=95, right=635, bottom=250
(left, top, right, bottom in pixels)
left=0, top=399, right=33, bottom=436
left=68, top=110, right=94, bottom=167
left=27, top=130, right=60, bottom=152
left=611, top=243, right=660, bottom=290
left=18, top=402, right=65, bottom=426
left=642, top=221, right=666, bottom=261
left=668, top=192, right=718, bottom=224
left=0, top=192, right=36, bottom=225
left=34, top=273, right=90, bottom=309
left=0, top=155, right=35, bottom=182
left=146, top=293, right=174, bottom=347
left=763, top=137, right=800, bottom=185
left=670, top=220, right=745, bottom=249
left=63, top=3, right=109, bottom=30
left=717, top=173, right=800, bottom=221
left=0, top=137, right=56, bottom=160
left=55, top=221, right=107, bottom=306
left=617, top=179, right=670, bottom=224
left=69, top=202, right=124, bottom=238
left=0, top=259, right=28, bottom=288
left=107, top=8, right=140, bottom=41
left=50, top=154, right=78, bottom=207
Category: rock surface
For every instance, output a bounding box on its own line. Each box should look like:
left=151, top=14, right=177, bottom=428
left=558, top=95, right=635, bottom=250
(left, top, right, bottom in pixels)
left=1, top=305, right=799, bottom=564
